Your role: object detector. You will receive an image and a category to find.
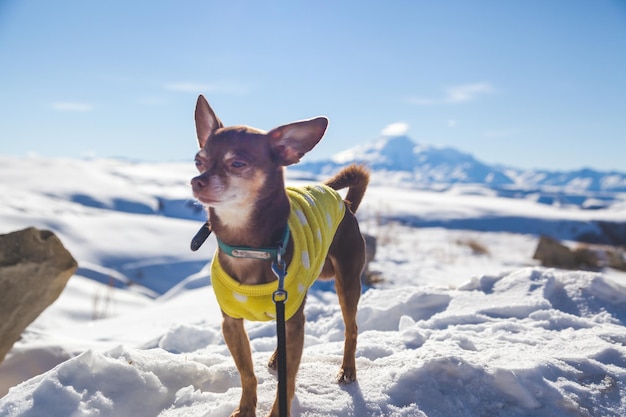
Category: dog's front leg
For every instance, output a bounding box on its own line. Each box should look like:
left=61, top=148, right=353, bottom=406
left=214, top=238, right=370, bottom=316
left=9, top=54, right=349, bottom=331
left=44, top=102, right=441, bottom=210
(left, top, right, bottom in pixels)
left=267, top=304, right=306, bottom=417
left=222, top=314, right=257, bottom=417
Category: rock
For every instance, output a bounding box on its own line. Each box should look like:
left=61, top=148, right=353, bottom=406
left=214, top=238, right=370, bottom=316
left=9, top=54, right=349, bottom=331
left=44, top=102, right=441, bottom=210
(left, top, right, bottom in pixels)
left=533, top=235, right=578, bottom=270
left=607, top=247, right=626, bottom=271
left=533, top=234, right=626, bottom=272
left=0, top=227, right=77, bottom=363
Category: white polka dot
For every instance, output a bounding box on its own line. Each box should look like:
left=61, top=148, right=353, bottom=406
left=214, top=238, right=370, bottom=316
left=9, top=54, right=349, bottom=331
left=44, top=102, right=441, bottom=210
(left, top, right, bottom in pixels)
left=316, top=229, right=322, bottom=241
left=304, top=193, right=316, bottom=206
left=265, top=312, right=276, bottom=319
left=301, top=251, right=310, bottom=269
left=296, top=209, right=307, bottom=225
left=326, top=213, right=332, bottom=228
left=233, top=293, right=248, bottom=303
left=298, top=283, right=306, bottom=293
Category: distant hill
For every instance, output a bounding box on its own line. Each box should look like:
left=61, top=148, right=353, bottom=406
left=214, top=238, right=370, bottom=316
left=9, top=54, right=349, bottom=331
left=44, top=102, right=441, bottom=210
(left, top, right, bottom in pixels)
left=293, top=135, right=626, bottom=209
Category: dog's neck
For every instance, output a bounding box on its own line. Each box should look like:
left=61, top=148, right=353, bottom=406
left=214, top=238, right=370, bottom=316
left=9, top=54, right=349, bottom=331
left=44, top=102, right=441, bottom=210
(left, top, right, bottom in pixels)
left=209, top=173, right=293, bottom=285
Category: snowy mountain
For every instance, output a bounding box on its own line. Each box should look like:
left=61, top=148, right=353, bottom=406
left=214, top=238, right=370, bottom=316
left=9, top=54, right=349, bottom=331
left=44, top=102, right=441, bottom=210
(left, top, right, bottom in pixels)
left=295, top=135, right=626, bottom=195
left=333, top=135, right=512, bottom=186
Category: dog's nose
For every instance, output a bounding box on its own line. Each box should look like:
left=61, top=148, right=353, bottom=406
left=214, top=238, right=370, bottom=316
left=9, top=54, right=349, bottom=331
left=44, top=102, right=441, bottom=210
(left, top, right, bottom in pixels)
left=191, top=175, right=206, bottom=192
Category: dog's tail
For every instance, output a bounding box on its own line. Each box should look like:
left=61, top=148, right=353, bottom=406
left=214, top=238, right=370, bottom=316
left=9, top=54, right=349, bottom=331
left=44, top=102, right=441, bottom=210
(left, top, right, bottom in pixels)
left=324, top=164, right=370, bottom=213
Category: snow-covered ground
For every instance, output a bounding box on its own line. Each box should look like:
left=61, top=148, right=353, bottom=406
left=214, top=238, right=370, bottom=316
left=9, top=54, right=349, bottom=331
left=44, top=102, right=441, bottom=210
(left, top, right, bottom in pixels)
left=1, top=156, right=626, bottom=416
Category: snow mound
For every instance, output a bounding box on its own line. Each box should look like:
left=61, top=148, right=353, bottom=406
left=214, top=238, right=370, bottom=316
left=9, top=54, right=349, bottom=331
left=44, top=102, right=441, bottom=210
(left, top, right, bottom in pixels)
left=2, top=267, right=625, bottom=417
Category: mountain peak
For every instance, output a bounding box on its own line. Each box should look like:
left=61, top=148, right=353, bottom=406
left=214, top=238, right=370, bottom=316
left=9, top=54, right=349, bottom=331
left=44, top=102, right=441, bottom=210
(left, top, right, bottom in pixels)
left=331, top=134, right=480, bottom=173
left=332, top=135, right=418, bottom=170
left=375, top=134, right=417, bottom=149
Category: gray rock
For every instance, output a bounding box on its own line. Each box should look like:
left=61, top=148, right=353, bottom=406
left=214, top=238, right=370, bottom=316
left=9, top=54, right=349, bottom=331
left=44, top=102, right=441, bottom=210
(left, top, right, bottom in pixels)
left=0, top=227, right=77, bottom=363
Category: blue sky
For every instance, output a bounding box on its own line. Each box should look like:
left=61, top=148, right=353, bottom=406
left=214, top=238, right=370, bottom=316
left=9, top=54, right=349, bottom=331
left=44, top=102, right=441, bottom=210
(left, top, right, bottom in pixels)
left=1, top=1, right=625, bottom=171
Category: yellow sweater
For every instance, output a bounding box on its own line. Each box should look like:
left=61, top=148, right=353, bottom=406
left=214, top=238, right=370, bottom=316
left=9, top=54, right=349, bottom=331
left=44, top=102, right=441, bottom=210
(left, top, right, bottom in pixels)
left=211, top=184, right=346, bottom=321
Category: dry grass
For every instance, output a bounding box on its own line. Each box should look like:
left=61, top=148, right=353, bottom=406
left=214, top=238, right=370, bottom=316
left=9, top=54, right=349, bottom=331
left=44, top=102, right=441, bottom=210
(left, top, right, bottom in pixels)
left=92, top=276, right=115, bottom=320
left=456, top=238, right=490, bottom=256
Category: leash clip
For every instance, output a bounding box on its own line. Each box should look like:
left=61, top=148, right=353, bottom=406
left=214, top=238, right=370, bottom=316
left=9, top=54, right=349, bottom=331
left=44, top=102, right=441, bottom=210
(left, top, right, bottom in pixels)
left=271, top=251, right=288, bottom=303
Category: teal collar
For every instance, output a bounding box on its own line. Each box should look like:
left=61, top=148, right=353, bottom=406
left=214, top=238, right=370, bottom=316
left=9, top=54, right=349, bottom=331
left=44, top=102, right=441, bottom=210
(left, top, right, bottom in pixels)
left=216, top=226, right=290, bottom=261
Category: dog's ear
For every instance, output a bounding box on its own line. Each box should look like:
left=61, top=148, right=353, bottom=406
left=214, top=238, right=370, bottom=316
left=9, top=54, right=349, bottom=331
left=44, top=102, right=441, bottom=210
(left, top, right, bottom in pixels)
left=195, top=95, right=224, bottom=148
left=268, top=117, right=328, bottom=166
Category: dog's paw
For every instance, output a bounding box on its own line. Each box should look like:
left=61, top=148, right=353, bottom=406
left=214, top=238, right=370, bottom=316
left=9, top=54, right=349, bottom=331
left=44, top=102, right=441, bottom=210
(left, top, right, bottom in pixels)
left=336, top=367, right=357, bottom=384
left=267, top=350, right=278, bottom=371
left=230, top=407, right=256, bottom=417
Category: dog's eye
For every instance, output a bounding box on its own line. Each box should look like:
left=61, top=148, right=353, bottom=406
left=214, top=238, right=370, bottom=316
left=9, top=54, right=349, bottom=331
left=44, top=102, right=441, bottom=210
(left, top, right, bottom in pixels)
left=194, top=159, right=202, bottom=168
left=231, top=160, right=247, bottom=168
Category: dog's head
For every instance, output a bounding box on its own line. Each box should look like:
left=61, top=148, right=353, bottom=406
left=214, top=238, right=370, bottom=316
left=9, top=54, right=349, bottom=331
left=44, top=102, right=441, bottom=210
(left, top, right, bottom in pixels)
left=191, top=95, right=328, bottom=210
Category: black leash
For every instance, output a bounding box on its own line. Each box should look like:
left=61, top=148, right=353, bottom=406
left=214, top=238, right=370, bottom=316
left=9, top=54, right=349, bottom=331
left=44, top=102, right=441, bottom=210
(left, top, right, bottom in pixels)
left=191, top=221, right=289, bottom=417
left=271, top=253, right=289, bottom=417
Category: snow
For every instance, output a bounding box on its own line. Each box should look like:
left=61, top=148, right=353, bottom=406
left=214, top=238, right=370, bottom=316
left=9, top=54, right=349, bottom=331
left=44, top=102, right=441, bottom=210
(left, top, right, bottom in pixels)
left=1, top=156, right=626, bottom=416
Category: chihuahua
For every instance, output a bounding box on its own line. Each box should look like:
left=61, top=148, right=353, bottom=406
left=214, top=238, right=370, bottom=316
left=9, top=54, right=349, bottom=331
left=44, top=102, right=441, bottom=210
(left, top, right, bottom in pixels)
left=191, top=95, right=369, bottom=417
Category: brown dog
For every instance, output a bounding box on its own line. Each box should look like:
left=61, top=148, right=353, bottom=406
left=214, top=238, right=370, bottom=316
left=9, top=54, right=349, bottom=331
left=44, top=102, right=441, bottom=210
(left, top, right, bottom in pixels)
left=191, top=95, right=369, bottom=417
